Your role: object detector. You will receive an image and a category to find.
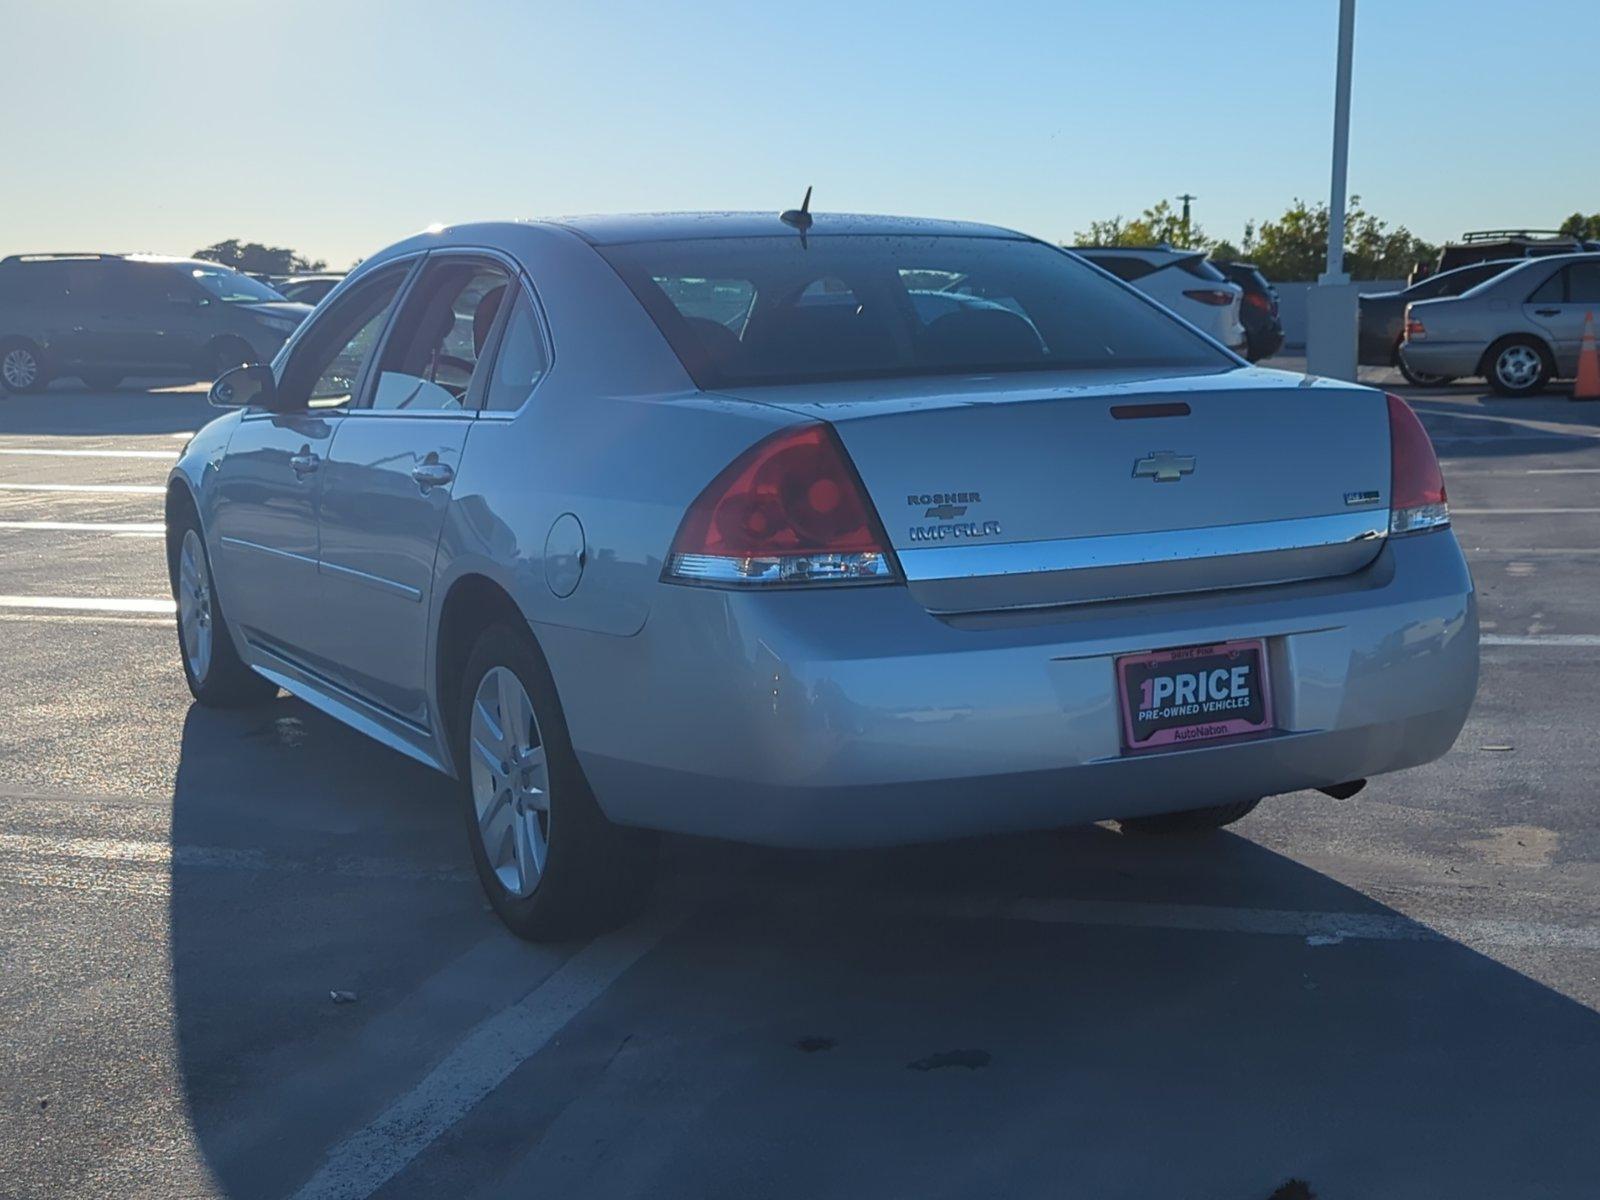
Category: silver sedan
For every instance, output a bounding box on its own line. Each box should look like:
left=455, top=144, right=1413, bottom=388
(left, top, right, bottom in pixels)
left=1400, top=252, right=1600, bottom=395
left=167, top=213, right=1479, bottom=939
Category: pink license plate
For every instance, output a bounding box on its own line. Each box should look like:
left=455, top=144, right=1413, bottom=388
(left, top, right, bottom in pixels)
left=1116, top=638, right=1273, bottom=752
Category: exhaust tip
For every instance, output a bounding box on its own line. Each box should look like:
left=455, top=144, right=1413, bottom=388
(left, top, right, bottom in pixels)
left=1318, top=779, right=1367, bottom=800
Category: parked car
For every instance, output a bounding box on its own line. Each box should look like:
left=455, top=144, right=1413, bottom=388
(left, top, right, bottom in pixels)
left=1435, top=230, right=1600, bottom=274
left=170, top=213, right=1478, bottom=939
left=1401, top=252, right=1600, bottom=396
left=274, top=273, right=346, bottom=306
left=1360, top=258, right=1522, bottom=384
left=1068, top=245, right=1247, bottom=355
left=1212, top=260, right=1283, bottom=361
left=0, top=253, right=311, bottom=393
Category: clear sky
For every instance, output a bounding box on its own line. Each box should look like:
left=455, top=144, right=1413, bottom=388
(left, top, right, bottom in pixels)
left=4, top=0, right=1595, bottom=267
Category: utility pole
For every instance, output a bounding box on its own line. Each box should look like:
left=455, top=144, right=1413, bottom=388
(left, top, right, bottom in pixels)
left=1177, top=193, right=1197, bottom=243
left=1306, top=0, right=1359, bottom=380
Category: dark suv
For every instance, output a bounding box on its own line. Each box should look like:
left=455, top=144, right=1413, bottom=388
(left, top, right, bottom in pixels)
left=1212, top=260, right=1283, bottom=361
left=0, top=253, right=311, bottom=393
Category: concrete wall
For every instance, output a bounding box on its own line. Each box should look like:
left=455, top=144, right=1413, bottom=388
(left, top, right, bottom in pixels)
left=1277, top=279, right=1407, bottom=348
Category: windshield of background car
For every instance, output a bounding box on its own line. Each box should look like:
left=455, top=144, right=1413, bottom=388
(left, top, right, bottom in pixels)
left=598, top=235, right=1233, bottom=388
left=187, top=266, right=287, bottom=304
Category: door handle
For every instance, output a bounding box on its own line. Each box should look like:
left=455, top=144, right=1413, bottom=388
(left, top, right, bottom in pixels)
left=1534, top=308, right=1562, bottom=317
left=290, top=450, right=320, bottom=477
left=411, top=461, right=455, bottom=490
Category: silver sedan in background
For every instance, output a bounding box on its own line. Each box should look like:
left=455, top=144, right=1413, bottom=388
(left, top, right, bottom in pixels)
left=1401, top=252, right=1600, bottom=395
left=167, top=213, right=1479, bottom=939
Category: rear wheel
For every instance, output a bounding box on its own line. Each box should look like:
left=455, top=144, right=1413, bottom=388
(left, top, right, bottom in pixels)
left=1118, top=797, right=1261, bottom=835
left=167, top=505, right=279, bottom=707
left=1485, top=336, right=1552, bottom=396
left=1397, top=359, right=1455, bottom=388
left=455, top=623, right=653, bottom=941
left=1, top=340, right=48, bottom=393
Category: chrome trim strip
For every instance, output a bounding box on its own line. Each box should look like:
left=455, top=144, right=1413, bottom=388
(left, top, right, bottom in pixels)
left=318, top=558, right=424, bottom=602
left=244, top=644, right=446, bottom=774
left=898, top=512, right=1388, bottom=581
left=218, top=535, right=317, bottom=567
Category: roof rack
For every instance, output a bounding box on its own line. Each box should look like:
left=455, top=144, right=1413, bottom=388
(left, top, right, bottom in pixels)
left=0, top=252, right=124, bottom=265
left=1457, top=230, right=1573, bottom=243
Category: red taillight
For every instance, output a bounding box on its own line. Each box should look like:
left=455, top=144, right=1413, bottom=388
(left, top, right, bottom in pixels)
left=665, top=424, right=898, bottom=586
left=1183, top=289, right=1235, bottom=306
left=1242, top=291, right=1272, bottom=312
left=1387, top=393, right=1449, bottom=534
left=1404, top=318, right=1426, bottom=340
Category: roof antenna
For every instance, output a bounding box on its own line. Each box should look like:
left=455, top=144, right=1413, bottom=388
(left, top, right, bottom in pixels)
left=780, top=186, right=814, bottom=246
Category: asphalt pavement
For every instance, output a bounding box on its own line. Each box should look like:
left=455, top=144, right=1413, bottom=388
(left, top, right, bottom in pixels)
left=3, top=369, right=1599, bottom=1200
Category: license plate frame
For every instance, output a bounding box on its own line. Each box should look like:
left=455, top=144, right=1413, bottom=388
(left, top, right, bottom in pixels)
left=1115, top=638, right=1273, bottom=753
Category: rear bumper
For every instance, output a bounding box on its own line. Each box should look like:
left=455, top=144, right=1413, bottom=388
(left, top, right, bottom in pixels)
left=1398, top=341, right=1483, bottom=377
left=555, top=531, right=1478, bottom=847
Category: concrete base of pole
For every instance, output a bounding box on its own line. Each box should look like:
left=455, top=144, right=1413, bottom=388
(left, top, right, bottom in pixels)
left=1306, top=279, right=1362, bottom=381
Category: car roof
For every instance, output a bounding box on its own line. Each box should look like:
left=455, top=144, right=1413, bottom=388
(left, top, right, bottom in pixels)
left=1068, top=245, right=1196, bottom=261
left=543, top=211, right=1028, bottom=245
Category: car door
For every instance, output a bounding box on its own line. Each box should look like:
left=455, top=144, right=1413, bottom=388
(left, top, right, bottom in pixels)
left=208, top=263, right=412, bottom=665
left=311, top=254, right=516, bottom=725
left=100, top=263, right=211, bottom=370
left=1525, top=262, right=1600, bottom=375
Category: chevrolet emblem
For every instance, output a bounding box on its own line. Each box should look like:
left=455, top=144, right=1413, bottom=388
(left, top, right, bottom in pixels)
left=1132, top=450, right=1196, bottom=483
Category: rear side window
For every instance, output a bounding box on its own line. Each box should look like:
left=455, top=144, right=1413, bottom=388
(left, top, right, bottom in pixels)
left=1175, top=256, right=1227, bottom=282
left=481, top=288, right=550, bottom=412
left=1527, top=269, right=1565, bottom=304
left=600, top=235, right=1229, bottom=388
left=0, top=261, right=72, bottom=303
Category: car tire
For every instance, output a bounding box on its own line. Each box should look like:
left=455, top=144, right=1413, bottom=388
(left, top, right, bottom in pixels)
left=0, top=339, right=49, bottom=394
left=1117, top=797, right=1261, bottom=835
left=207, top=337, right=255, bottom=380
left=81, top=371, right=122, bottom=390
left=1485, top=336, right=1553, bottom=397
left=455, top=622, right=655, bottom=941
left=166, top=500, right=279, bottom=707
left=1397, top=358, right=1455, bottom=388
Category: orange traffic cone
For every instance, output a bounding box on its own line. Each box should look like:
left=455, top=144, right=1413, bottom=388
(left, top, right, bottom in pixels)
left=1576, top=311, right=1600, bottom=401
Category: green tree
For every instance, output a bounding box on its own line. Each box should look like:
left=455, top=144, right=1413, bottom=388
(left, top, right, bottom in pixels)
left=193, top=239, right=326, bottom=275
left=1246, top=197, right=1436, bottom=282
left=1071, top=198, right=1211, bottom=250
left=1559, top=212, right=1600, bottom=240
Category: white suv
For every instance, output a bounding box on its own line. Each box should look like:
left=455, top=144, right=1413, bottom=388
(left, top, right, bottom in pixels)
left=1070, top=246, right=1247, bottom=355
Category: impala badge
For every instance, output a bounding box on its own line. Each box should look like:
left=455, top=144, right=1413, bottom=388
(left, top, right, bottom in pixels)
left=1132, top=451, right=1196, bottom=483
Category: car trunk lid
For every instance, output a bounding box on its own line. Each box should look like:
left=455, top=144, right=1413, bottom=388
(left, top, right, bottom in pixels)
left=721, top=368, right=1392, bottom=613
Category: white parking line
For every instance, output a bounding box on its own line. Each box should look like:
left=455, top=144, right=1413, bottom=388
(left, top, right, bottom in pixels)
left=287, top=908, right=682, bottom=1200
left=0, top=520, right=166, bottom=533
left=0, top=595, right=175, bottom=614
left=0, top=447, right=178, bottom=460
left=914, top=895, right=1600, bottom=951
left=1452, top=508, right=1600, bottom=515
left=0, top=481, right=166, bottom=495
left=0, top=832, right=472, bottom=895
left=1481, top=634, right=1600, bottom=647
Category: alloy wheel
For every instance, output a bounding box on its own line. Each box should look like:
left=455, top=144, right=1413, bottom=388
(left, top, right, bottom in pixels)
left=1495, top=344, right=1543, bottom=390
left=468, top=666, right=551, bottom=898
left=176, top=529, right=214, bottom=684
left=2, top=346, right=39, bottom=390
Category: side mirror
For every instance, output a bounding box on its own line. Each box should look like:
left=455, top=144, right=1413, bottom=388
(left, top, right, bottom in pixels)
left=210, top=363, right=283, bottom=410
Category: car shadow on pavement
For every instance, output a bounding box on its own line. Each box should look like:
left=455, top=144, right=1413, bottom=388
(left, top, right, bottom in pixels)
left=166, top=702, right=1600, bottom=1200
left=0, top=383, right=212, bottom=437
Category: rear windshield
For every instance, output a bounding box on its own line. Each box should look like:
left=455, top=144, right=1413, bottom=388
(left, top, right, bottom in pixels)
left=597, top=235, right=1231, bottom=388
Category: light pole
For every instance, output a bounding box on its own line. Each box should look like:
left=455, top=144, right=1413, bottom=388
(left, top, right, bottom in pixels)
left=1177, top=193, right=1197, bottom=244
left=1306, top=0, right=1360, bottom=380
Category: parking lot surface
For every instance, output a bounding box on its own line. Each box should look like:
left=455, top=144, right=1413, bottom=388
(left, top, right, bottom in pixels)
left=4, top=373, right=1600, bottom=1199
